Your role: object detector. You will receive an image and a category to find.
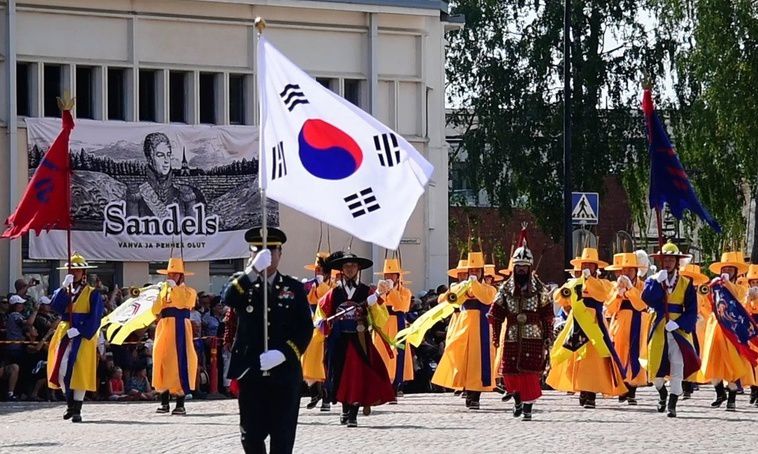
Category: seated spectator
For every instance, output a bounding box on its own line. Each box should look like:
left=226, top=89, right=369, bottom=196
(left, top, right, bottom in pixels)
left=98, top=352, right=116, bottom=400
left=0, top=359, right=20, bottom=401
left=22, top=324, right=51, bottom=401
left=108, top=367, right=127, bottom=401
left=126, top=364, right=155, bottom=401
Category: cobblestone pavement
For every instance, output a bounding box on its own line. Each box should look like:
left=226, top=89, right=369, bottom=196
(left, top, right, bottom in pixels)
left=1, top=386, right=756, bottom=454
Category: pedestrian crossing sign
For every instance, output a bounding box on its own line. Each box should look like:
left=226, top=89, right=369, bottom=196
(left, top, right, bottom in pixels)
left=571, top=192, right=599, bottom=224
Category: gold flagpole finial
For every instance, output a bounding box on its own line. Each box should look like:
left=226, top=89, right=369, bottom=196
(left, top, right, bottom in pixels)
left=56, top=90, right=75, bottom=112
left=254, top=17, right=267, bottom=34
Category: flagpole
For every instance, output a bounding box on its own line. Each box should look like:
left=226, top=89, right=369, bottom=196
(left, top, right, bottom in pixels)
left=255, top=16, right=271, bottom=376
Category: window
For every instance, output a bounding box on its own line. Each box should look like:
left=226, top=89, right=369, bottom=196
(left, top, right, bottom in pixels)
left=169, top=71, right=188, bottom=123
left=344, top=79, right=364, bottom=108
left=43, top=64, right=63, bottom=118
left=199, top=72, right=218, bottom=124
left=316, top=77, right=337, bottom=92
left=17, top=62, right=31, bottom=116
left=139, top=69, right=158, bottom=122
left=229, top=74, right=245, bottom=125
left=108, top=68, right=126, bottom=120
left=76, top=66, right=95, bottom=119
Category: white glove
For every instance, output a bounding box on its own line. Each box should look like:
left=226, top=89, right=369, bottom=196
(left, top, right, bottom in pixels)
left=654, top=269, right=668, bottom=283
left=720, top=273, right=730, bottom=282
left=367, top=293, right=379, bottom=306
left=166, top=279, right=177, bottom=288
left=617, top=275, right=632, bottom=290
left=316, top=274, right=324, bottom=284
left=245, top=249, right=272, bottom=275
left=748, top=287, right=758, bottom=300
left=376, top=279, right=393, bottom=296
left=468, top=275, right=478, bottom=282
left=665, top=320, right=679, bottom=332
left=259, top=349, right=286, bottom=371
left=582, top=269, right=592, bottom=279
left=62, top=274, right=74, bottom=288
left=66, top=327, right=80, bottom=339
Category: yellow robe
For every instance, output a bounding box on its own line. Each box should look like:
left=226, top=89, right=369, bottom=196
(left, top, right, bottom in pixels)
left=152, top=284, right=198, bottom=395
left=700, top=281, right=756, bottom=385
left=47, top=285, right=103, bottom=392
left=432, top=281, right=497, bottom=392
left=302, top=281, right=332, bottom=382
left=547, top=277, right=627, bottom=396
left=373, top=285, right=414, bottom=384
left=605, top=280, right=651, bottom=386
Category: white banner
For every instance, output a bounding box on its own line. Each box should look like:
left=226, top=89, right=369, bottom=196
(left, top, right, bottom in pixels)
left=26, top=119, right=278, bottom=261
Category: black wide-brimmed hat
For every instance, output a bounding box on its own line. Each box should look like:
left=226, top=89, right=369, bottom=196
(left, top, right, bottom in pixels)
left=244, top=226, right=287, bottom=247
left=326, top=251, right=373, bottom=271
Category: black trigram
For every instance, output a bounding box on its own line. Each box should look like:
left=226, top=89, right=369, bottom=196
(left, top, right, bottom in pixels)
left=279, top=84, right=309, bottom=111
left=271, top=141, right=287, bottom=180
left=373, top=132, right=401, bottom=167
left=344, top=187, right=380, bottom=218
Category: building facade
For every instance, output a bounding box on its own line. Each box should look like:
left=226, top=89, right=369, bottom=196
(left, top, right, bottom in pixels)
left=0, top=0, right=456, bottom=295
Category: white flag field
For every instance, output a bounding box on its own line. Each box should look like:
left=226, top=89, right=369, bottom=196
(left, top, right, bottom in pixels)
left=257, top=35, right=434, bottom=250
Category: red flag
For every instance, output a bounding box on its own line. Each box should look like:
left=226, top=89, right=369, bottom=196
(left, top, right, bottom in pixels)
left=2, top=111, right=73, bottom=239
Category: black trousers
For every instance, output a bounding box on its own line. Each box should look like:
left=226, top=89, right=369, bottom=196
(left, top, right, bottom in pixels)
left=238, top=370, right=301, bottom=454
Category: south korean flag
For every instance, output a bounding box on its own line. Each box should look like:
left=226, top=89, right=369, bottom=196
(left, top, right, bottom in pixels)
left=257, top=35, right=434, bottom=249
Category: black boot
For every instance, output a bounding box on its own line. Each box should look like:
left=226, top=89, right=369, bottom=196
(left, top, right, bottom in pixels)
left=340, top=403, right=349, bottom=425
left=711, top=383, right=727, bottom=407
left=682, top=381, right=693, bottom=400
left=512, top=393, right=523, bottom=417
left=657, top=386, right=668, bottom=413
left=627, top=386, right=638, bottom=406
left=320, top=387, right=331, bottom=412
left=667, top=394, right=678, bottom=418
left=71, top=400, right=83, bottom=423
left=172, top=395, right=186, bottom=415
left=306, top=383, right=322, bottom=409
left=502, top=392, right=513, bottom=402
left=578, top=391, right=587, bottom=407
left=347, top=405, right=359, bottom=428
left=466, top=391, right=481, bottom=410
left=156, top=391, right=170, bottom=413
left=63, top=391, right=74, bottom=420
left=522, top=403, right=533, bottom=421
left=583, top=392, right=596, bottom=409
left=726, top=389, right=737, bottom=411
left=750, top=386, right=758, bottom=405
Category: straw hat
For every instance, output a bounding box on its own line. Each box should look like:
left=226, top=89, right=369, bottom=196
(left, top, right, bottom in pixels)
left=569, top=248, right=609, bottom=269
left=374, top=258, right=410, bottom=276
left=157, top=258, right=194, bottom=276
left=57, top=253, right=97, bottom=270
left=605, top=252, right=642, bottom=271
left=680, top=264, right=709, bottom=286
left=466, top=252, right=486, bottom=269
left=484, top=264, right=504, bottom=282
left=498, top=257, right=514, bottom=277
left=708, top=251, right=749, bottom=275
left=746, top=264, right=758, bottom=282
left=304, top=251, right=330, bottom=271
left=448, top=259, right=468, bottom=278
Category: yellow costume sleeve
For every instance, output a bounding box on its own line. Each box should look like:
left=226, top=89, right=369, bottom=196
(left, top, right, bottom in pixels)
left=368, top=300, right=390, bottom=329
left=151, top=285, right=167, bottom=316
left=470, top=280, right=497, bottom=305
left=625, top=284, right=648, bottom=311
left=385, top=286, right=412, bottom=312
left=605, top=291, right=622, bottom=317
left=723, top=280, right=748, bottom=303
left=583, top=277, right=611, bottom=301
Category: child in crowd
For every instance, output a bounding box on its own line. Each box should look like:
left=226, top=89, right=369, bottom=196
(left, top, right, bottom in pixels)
left=108, top=368, right=127, bottom=401
left=127, top=364, right=155, bottom=401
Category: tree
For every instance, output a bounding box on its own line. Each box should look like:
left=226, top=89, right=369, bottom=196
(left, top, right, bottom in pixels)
left=651, top=0, right=758, bottom=260
left=446, top=0, right=667, bottom=241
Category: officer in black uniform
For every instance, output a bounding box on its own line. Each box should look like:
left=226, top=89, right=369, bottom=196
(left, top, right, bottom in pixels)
left=222, top=226, right=313, bottom=454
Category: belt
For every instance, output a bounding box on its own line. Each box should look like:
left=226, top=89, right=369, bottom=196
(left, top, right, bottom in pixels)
left=462, top=301, right=488, bottom=312
left=665, top=303, right=684, bottom=314
left=161, top=308, right=190, bottom=318
left=387, top=307, right=407, bottom=316
left=619, top=300, right=640, bottom=311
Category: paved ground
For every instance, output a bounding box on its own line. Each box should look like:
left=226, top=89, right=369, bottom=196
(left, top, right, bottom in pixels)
left=1, top=386, right=756, bottom=453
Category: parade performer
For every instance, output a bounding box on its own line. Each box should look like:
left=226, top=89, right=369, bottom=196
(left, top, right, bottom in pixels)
left=317, top=251, right=395, bottom=428
left=641, top=241, right=700, bottom=418
left=301, top=252, right=332, bottom=411
left=679, top=263, right=711, bottom=398
left=488, top=232, right=553, bottom=420
left=700, top=251, right=757, bottom=411
left=432, top=251, right=498, bottom=410
left=744, top=264, right=758, bottom=406
left=547, top=248, right=627, bottom=409
left=152, top=257, right=198, bottom=415
left=222, top=227, right=313, bottom=453
left=48, top=253, right=104, bottom=423
left=372, top=257, right=414, bottom=400
left=484, top=263, right=504, bottom=287
left=604, top=252, right=652, bottom=405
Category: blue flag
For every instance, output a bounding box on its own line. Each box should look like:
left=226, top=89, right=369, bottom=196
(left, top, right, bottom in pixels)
left=643, top=89, right=721, bottom=232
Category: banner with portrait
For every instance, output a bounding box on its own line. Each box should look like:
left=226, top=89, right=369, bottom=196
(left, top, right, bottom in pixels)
left=25, top=118, right=278, bottom=261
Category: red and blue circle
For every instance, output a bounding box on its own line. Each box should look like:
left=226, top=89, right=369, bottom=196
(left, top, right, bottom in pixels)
left=298, top=119, right=363, bottom=180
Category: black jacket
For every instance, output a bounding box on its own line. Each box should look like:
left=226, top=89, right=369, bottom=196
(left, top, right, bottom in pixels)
left=222, top=271, right=313, bottom=380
